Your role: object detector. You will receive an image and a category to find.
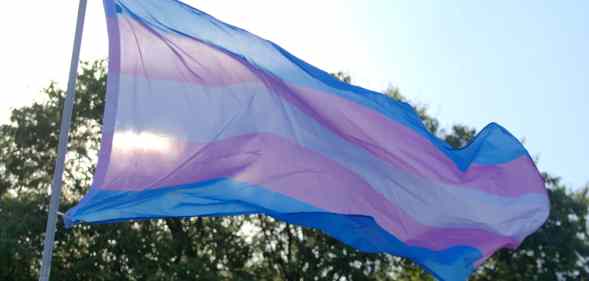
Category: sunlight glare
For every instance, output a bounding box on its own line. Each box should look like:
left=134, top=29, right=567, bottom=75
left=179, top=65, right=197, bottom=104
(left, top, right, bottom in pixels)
left=114, top=130, right=173, bottom=152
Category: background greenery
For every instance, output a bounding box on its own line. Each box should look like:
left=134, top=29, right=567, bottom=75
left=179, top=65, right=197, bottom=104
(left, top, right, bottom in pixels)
left=0, top=62, right=587, bottom=280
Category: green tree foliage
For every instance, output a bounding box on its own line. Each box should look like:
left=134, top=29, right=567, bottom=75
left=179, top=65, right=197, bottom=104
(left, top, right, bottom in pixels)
left=472, top=178, right=589, bottom=281
left=0, top=62, right=587, bottom=280
left=248, top=217, right=396, bottom=281
left=384, top=87, right=589, bottom=281
left=0, top=62, right=253, bottom=281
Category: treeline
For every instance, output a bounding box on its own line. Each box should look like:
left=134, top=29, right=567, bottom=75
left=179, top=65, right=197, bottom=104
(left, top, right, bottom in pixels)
left=0, top=62, right=587, bottom=281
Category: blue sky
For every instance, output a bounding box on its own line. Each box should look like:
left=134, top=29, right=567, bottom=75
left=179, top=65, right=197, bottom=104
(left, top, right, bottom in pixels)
left=0, top=0, right=586, bottom=188
left=355, top=1, right=589, bottom=189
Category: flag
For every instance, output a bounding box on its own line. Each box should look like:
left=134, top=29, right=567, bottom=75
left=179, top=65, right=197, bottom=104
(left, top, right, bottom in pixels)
left=66, top=1, right=550, bottom=280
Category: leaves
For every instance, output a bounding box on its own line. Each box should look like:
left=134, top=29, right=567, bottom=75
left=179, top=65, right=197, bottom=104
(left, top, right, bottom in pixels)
left=0, top=63, right=586, bottom=281
left=472, top=182, right=589, bottom=281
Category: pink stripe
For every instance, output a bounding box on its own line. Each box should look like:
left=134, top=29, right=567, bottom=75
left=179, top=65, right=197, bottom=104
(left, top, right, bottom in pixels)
left=98, top=132, right=519, bottom=253
left=110, top=13, right=544, bottom=197
left=114, top=15, right=258, bottom=86
left=285, top=84, right=545, bottom=198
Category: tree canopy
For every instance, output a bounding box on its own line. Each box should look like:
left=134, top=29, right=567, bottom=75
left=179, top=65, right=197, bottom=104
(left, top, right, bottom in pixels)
left=0, top=62, right=587, bottom=280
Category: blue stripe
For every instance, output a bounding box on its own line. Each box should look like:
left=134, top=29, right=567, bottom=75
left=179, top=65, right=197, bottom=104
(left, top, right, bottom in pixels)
left=111, top=76, right=548, bottom=238
left=66, top=178, right=479, bottom=281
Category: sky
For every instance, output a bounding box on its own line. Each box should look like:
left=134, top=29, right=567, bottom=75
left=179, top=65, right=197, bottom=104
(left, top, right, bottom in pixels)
left=0, top=1, right=587, bottom=189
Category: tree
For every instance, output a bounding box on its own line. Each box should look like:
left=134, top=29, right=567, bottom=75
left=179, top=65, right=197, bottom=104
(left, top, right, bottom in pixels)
left=0, top=61, right=253, bottom=281
left=247, top=216, right=397, bottom=281
left=472, top=179, right=589, bottom=281
left=0, top=61, right=587, bottom=281
left=383, top=86, right=589, bottom=280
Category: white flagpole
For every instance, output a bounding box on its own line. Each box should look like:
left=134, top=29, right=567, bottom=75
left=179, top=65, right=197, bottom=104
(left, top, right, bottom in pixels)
left=38, top=1, right=88, bottom=281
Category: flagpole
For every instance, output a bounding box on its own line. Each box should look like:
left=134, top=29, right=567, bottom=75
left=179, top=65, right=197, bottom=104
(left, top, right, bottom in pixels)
left=38, top=1, right=88, bottom=281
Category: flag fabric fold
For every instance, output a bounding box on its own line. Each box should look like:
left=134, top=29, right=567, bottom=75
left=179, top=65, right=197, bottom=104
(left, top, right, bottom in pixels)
left=66, top=1, right=550, bottom=280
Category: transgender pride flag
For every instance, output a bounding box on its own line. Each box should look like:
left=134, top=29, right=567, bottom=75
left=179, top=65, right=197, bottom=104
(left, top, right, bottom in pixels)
left=66, top=1, right=550, bottom=280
